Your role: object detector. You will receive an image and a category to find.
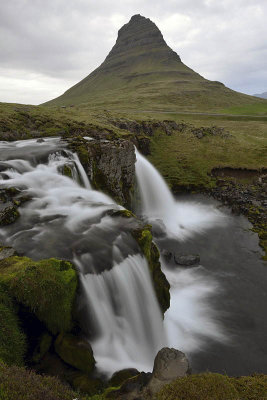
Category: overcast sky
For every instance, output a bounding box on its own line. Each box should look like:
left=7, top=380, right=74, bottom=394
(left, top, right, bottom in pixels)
left=0, top=0, right=267, bottom=105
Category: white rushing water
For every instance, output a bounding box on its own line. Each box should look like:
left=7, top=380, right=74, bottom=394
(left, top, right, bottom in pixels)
left=135, top=149, right=226, bottom=240
left=0, top=139, right=228, bottom=375
left=0, top=138, right=165, bottom=375
left=135, top=149, right=228, bottom=353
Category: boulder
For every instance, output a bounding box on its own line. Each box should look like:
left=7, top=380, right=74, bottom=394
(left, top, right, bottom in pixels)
left=174, top=253, right=200, bottom=266
left=147, top=347, right=190, bottom=394
left=108, top=368, right=140, bottom=387
left=55, top=333, right=95, bottom=374
left=0, top=247, right=16, bottom=260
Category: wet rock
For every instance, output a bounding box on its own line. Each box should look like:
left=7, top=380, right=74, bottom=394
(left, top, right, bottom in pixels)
left=106, top=372, right=151, bottom=399
left=151, top=219, right=167, bottom=238
left=147, top=347, right=190, bottom=395
left=109, top=368, right=140, bottom=387
left=174, top=253, right=200, bottom=266
left=161, top=249, right=173, bottom=262
left=0, top=246, right=17, bottom=260
left=55, top=333, right=95, bottom=374
left=0, top=202, right=20, bottom=226
left=36, top=138, right=45, bottom=143
left=68, top=137, right=136, bottom=208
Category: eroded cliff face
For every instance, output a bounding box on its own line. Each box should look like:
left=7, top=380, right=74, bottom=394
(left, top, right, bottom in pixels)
left=67, top=137, right=136, bottom=209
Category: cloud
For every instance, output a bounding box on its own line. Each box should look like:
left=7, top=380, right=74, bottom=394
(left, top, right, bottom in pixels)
left=0, top=0, right=266, bottom=104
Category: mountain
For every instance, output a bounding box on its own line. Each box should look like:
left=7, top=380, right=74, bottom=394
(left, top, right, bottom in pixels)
left=44, top=14, right=265, bottom=111
left=254, top=91, right=267, bottom=99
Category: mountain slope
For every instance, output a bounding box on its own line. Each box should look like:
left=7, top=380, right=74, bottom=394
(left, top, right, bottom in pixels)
left=254, top=91, right=267, bottom=99
left=44, top=14, right=266, bottom=111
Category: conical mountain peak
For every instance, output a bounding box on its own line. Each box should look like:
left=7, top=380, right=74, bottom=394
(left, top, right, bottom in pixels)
left=44, top=15, right=261, bottom=110
left=106, top=14, right=180, bottom=62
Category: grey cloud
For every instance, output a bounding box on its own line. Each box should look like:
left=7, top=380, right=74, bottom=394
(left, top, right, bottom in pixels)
left=0, top=0, right=266, bottom=103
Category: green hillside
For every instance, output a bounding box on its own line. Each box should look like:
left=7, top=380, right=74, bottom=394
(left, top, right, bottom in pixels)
left=44, top=15, right=267, bottom=112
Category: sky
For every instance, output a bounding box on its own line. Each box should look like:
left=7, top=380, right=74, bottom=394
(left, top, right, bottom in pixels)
left=0, top=0, right=267, bottom=105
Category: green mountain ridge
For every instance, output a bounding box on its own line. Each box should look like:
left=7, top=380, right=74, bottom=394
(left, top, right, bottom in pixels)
left=44, top=14, right=266, bottom=111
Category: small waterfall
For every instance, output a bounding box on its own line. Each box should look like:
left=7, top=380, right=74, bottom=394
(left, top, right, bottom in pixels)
left=135, top=149, right=226, bottom=239
left=78, top=254, right=165, bottom=373
left=135, top=149, right=228, bottom=354
left=0, top=138, right=165, bottom=374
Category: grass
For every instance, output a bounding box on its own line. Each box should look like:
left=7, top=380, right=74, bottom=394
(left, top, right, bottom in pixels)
left=157, top=373, right=267, bottom=400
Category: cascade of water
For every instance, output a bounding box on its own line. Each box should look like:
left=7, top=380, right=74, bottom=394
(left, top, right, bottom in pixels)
left=135, top=149, right=226, bottom=239
left=77, top=253, right=165, bottom=373
left=135, top=149, right=228, bottom=354
left=0, top=138, right=165, bottom=374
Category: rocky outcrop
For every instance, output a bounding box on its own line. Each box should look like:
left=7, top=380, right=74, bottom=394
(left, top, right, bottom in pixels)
left=147, top=347, right=190, bottom=395
left=131, top=225, right=170, bottom=314
left=106, top=347, right=190, bottom=399
left=68, top=137, right=136, bottom=208
left=209, top=174, right=267, bottom=259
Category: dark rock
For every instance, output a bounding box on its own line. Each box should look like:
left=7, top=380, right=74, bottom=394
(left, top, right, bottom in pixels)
left=161, top=249, right=173, bottom=261
left=174, top=253, right=200, bottom=266
left=36, top=138, right=45, bottom=143
left=106, top=372, right=151, bottom=399
left=0, top=202, right=20, bottom=226
left=70, top=372, right=103, bottom=395
left=109, top=368, right=140, bottom=387
left=147, top=347, right=190, bottom=394
left=54, top=333, right=95, bottom=374
left=68, top=137, right=136, bottom=208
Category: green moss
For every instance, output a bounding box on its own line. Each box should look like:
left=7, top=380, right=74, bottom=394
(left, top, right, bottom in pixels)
left=157, top=373, right=267, bottom=400
left=55, top=333, right=95, bottom=374
left=0, top=256, right=78, bottom=334
left=0, top=206, right=20, bottom=226
left=230, top=374, right=267, bottom=400
left=62, top=164, right=73, bottom=178
left=0, top=362, right=80, bottom=400
left=108, top=368, right=139, bottom=387
left=132, top=226, right=170, bottom=314
left=0, top=288, right=26, bottom=366
left=157, top=373, right=239, bottom=400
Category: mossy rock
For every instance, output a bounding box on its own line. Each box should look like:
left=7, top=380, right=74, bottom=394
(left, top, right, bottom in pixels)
left=0, top=256, right=78, bottom=334
left=108, top=368, right=140, bottom=387
left=157, top=373, right=239, bottom=400
left=55, top=333, right=95, bottom=374
left=0, top=204, right=20, bottom=226
left=32, top=332, right=52, bottom=364
left=0, top=287, right=26, bottom=366
left=132, top=226, right=170, bottom=314
left=70, top=371, right=104, bottom=395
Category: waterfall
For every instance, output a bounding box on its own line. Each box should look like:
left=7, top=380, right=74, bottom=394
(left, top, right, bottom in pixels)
left=78, top=254, right=165, bottom=373
left=0, top=138, right=165, bottom=374
left=135, top=149, right=228, bottom=353
left=135, top=149, right=226, bottom=239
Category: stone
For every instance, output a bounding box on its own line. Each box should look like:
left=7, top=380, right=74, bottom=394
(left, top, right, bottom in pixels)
left=161, top=249, right=173, bottom=262
left=147, top=347, right=190, bottom=394
left=36, top=138, right=45, bottom=143
left=174, top=253, right=200, bottom=266
left=55, top=333, right=95, bottom=374
left=0, top=246, right=16, bottom=260
left=151, top=219, right=167, bottom=238
left=109, top=368, right=140, bottom=387
left=0, top=202, right=20, bottom=226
